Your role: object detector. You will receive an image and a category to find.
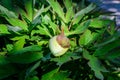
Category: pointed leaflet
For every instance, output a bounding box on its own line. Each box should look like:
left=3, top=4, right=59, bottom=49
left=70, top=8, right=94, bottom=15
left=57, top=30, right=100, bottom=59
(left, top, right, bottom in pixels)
left=24, top=0, right=33, bottom=21
left=88, top=56, right=108, bottom=80
left=63, top=0, right=73, bottom=11
left=35, top=25, right=52, bottom=37
left=6, top=18, right=28, bottom=31
left=65, top=20, right=90, bottom=36
left=83, top=50, right=108, bottom=80
left=79, top=29, right=93, bottom=46
left=0, top=5, right=17, bottom=18
left=74, top=20, right=90, bottom=34
left=47, top=0, right=67, bottom=23
left=73, top=3, right=96, bottom=24
left=64, top=0, right=74, bottom=22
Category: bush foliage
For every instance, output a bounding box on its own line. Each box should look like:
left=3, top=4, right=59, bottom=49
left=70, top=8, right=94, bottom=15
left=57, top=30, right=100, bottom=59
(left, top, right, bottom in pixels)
left=0, top=0, right=120, bottom=80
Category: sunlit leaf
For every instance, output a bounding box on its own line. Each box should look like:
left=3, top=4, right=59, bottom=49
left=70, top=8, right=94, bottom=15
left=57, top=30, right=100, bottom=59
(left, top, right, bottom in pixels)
left=50, top=71, right=70, bottom=80
left=65, top=20, right=90, bottom=36
left=90, top=18, right=112, bottom=28
left=49, top=21, right=60, bottom=35
left=24, top=0, right=33, bottom=21
left=6, top=18, right=28, bottom=31
left=34, top=5, right=50, bottom=20
left=41, top=68, right=59, bottom=80
left=83, top=49, right=91, bottom=60
left=12, top=36, right=26, bottom=51
left=0, top=24, right=10, bottom=34
left=35, top=25, right=52, bottom=37
left=65, top=7, right=74, bottom=23
left=47, top=0, right=66, bottom=23
left=64, top=0, right=74, bottom=22
left=79, top=29, right=93, bottom=46
left=6, top=44, right=13, bottom=52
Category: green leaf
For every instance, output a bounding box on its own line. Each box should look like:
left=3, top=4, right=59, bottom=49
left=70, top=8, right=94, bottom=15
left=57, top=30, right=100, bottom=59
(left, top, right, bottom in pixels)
left=7, top=45, right=43, bottom=63
left=12, top=36, right=26, bottom=51
left=7, top=51, right=43, bottom=64
left=73, top=3, right=96, bottom=24
left=41, top=68, right=59, bottom=80
left=65, top=7, right=73, bottom=23
left=83, top=49, right=92, bottom=60
left=51, top=52, right=80, bottom=66
left=49, top=21, right=60, bottom=35
left=63, top=0, right=72, bottom=11
left=107, top=19, right=116, bottom=35
left=0, top=24, right=10, bottom=34
left=107, top=49, right=120, bottom=60
left=0, top=56, right=9, bottom=65
left=0, top=63, right=18, bottom=79
left=94, top=32, right=120, bottom=47
left=6, top=18, right=28, bottom=31
left=94, top=39, right=120, bottom=57
left=90, top=19, right=112, bottom=28
left=65, top=20, right=90, bottom=36
left=47, top=0, right=66, bottom=23
left=24, top=0, right=33, bottom=21
left=34, top=25, right=52, bottom=37
left=0, top=4, right=17, bottom=18
left=88, top=56, right=108, bottom=80
left=28, top=16, right=41, bottom=32
left=64, top=0, right=74, bottom=22
left=51, top=71, right=70, bottom=80
left=79, top=28, right=105, bottom=46
left=25, top=61, right=41, bottom=79
left=6, top=44, right=13, bottom=52
left=10, top=45, right=42, bottom=55
left=75, top=20, right=90, bottom=34
left=34, top=5, right=50, bottom=20
left=7, top=25, right=22, bottom=34
left=79, top=29, right=93, bottom=46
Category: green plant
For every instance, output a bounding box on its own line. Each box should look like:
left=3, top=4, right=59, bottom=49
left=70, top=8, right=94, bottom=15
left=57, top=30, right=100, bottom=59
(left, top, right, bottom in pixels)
left=0, top=0, right=120, bottom=80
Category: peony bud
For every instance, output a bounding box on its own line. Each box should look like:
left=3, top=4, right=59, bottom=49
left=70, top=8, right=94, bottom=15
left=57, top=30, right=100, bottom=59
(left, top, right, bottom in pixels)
left=49, top=28, right=70, bottom=57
